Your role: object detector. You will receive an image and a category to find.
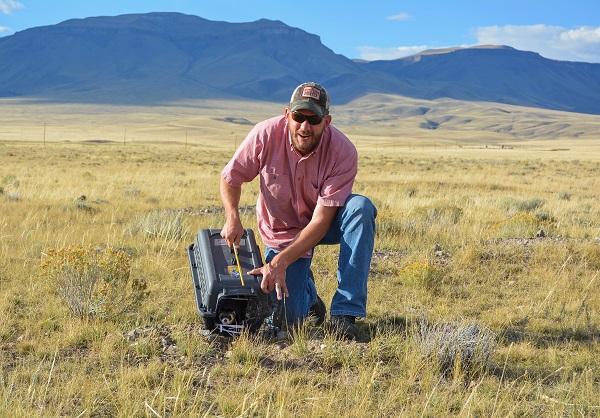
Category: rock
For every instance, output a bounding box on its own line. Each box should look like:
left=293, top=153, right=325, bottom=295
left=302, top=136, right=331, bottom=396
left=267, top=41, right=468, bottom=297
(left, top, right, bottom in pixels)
left=536, top=229, right=546, bottom=238
left=160, top=335, right=175, bottom=348
left=163, top=345, right=177, bottom=355
left=433, top=243, right=450, bottom=259
left=126, top=329, right=140, bottom=342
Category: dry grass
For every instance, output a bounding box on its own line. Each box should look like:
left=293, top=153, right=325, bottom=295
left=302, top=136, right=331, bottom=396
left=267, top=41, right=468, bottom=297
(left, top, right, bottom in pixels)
left=0, top=100, right=599, bottom=416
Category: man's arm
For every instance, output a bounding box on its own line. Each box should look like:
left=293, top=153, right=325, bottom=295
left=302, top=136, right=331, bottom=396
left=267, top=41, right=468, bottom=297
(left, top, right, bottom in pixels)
left=248, top=203, right=338, bottom=299
left=220, top=177, right=245, bottom=247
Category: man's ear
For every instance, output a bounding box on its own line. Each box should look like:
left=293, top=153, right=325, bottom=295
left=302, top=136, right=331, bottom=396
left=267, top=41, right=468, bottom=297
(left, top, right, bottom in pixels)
left=324, top=114, right=332, bottom=126
left=284, top=107, right=290, bottom=117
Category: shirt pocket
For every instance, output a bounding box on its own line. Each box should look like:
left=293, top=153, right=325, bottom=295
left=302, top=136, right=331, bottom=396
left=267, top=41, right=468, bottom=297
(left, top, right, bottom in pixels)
left=261, top=167, right=292, bottom=208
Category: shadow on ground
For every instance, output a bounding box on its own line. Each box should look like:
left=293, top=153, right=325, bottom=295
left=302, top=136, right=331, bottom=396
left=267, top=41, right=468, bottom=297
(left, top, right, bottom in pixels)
left=500, top=326, right=600, bottom=348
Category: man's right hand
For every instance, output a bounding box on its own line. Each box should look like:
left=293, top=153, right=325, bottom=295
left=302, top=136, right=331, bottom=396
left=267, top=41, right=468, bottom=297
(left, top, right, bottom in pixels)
left=220, top=178, right=244, bottom=248
left=220, top=216, right=244, bottom=248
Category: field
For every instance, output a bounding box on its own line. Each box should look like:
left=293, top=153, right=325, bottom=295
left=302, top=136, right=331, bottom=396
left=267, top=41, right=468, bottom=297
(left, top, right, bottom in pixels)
left=0, top=98, right=599, bottom=417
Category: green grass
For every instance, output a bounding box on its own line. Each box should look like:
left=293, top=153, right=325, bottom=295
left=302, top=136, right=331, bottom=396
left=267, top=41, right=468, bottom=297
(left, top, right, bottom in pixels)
left=0, top=102, right=599, bottom=416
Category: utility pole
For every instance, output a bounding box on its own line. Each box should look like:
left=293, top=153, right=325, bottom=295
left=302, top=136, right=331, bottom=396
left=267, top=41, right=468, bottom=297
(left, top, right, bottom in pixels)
left=43, top=123, right=46, bottom=146
left=123, top=128, right=127, bottom=146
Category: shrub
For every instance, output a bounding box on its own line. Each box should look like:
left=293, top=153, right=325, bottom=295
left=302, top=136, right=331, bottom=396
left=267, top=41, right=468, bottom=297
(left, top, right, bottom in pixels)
left=73, top=195, right=97, bottom=213
left=535, top=211, right=555, bottom=223
left=412, top=204, right=463, bottom=225
left=495, top=212, right=541, bottom=238
left=1, top=175, right=19, bottom=188
left=40, top=246, right=148, bottom=319
left=503, top=197, right=545, bottom=214
left=124, top=186, right=142, bottom=198
left=378, top=217, right=421, bottom=238
left=400, top=260, right=444, bottom=291
left=415, top=318, right=496, bottom=378
left=557, top=191, right=571, bottom=201
left=130, top=209, right=186, bottom=241
left=580, top=243, right=600, bottom=270
left=5, top=191, right=21, bottom=201
left=2, top=175, right=21, bottom=201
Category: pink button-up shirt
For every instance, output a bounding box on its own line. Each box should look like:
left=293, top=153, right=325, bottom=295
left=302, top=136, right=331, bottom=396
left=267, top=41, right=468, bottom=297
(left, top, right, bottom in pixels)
left=222, top=115, right=357, bottom=252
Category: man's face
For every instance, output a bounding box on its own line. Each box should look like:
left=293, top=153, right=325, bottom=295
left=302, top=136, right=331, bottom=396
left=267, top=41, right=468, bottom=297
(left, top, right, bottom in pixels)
left=285, top=108, right=331, bottom=156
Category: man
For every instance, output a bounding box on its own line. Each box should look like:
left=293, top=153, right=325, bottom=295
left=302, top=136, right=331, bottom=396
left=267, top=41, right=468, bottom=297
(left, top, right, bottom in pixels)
left=220, top=82, right=376, bottom=340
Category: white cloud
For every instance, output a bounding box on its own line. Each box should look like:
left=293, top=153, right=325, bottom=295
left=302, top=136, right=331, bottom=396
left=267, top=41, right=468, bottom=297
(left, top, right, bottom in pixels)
left=359, top=24, right=600, bottom=63
left=475, top=24, right=600, bottom=63
left=357, top=45, right=429, bottom=60
left=358, top=45, right=466, bottom=61
left=0, top=0, right=23, bottom=14
left=386, top=13, right=411, bottom=22
left=0, top=25, right=10, bottom=33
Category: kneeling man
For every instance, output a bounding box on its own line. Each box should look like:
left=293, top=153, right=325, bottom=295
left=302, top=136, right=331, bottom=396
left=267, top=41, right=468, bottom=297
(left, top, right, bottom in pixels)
left=220, top=82, right=377, bottom=340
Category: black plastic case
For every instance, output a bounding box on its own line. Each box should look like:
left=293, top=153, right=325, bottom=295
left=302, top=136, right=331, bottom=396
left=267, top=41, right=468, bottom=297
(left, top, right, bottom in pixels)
left=187, top=228, right=272, bottom=335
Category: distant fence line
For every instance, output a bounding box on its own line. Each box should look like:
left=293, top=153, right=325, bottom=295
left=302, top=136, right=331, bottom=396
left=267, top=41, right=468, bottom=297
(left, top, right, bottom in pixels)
left=1, top=124, right=522, bottom=152
left=0, top=125, right=248, bottom=150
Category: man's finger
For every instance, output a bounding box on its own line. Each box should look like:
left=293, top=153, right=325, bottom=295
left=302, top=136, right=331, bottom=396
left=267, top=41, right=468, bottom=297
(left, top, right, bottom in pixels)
left=260, top=275, right=270, bottom=294
left=248, top=267, right=262, bottom=276
left=220, top=228, right=228, bottom=241
left=275, top=282, right=282, bottom=300
left=279, top=280, right=289, bottom=298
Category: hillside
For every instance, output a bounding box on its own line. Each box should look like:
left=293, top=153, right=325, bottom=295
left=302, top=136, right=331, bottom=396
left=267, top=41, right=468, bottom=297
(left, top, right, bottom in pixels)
left=336, top=94, right=600, bottom=140
left=364, top=46, right=600, bottom=114
left=0, top=12, right=368, bottom=103
left=1, top=12, right=600, bottom=114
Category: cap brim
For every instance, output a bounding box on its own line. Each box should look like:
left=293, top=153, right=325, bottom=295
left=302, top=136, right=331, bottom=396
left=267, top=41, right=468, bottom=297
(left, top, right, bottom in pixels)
left=290, top=100, right=325, bottom=118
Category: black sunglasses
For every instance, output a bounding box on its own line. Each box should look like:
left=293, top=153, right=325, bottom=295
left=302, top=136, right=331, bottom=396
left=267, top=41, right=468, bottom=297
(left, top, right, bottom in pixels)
left=291, top=111, right=323, bottom=125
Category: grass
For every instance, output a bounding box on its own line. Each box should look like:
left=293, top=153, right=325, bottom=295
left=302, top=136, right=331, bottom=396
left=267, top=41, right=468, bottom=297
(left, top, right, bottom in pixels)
left=0, top=100, right=599, bottom=416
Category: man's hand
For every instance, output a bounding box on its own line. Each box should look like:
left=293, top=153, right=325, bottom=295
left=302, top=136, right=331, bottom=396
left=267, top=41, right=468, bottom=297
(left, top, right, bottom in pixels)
left=248, top=257, right=289, bottom=300
left=220, top=178, right=244, bottom=247
left=247, top=204, right=337, bottom=301
left=220, top=216, right=244, bottom=248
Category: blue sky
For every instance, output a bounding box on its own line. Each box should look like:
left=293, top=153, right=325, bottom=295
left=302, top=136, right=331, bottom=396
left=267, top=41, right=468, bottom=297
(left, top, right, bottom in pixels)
left=1, top=0, right=599, bottom=62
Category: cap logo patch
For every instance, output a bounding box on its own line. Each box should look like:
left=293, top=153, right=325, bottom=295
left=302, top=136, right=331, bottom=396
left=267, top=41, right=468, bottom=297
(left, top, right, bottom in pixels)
left=302, top=87, right=320, bottom=100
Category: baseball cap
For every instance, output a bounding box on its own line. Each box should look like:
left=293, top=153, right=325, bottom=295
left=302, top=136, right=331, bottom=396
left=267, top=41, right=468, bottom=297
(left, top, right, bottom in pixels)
left=289, top=82, right=330, bottom=118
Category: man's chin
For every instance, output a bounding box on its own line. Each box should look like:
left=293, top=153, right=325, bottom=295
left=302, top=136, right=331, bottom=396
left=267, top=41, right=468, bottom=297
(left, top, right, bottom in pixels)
left=293, top=137, right=311, bottom=149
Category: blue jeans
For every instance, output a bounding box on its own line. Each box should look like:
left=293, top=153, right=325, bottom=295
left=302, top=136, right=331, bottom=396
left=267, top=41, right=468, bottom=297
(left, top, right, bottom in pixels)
left=265, top=194, right=377, bottom=325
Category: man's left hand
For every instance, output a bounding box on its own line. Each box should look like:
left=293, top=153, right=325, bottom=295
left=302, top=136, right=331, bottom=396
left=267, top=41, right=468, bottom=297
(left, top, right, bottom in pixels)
left=248, top=258, right=289, bottom=300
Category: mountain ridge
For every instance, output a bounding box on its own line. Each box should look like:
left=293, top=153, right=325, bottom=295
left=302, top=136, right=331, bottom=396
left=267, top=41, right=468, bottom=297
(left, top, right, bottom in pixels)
left=1, top=12, right=600, bottom=114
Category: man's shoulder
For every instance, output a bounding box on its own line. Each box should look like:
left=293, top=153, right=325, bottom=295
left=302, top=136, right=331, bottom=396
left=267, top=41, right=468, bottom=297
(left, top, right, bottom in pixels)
left=327, top=124, right=357, bottom=158
left=253, top=115, right=286, bottom=135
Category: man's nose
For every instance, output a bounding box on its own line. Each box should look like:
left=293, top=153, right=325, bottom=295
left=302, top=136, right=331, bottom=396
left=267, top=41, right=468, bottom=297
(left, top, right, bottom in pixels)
left=300, top=119, right=312, bottom=130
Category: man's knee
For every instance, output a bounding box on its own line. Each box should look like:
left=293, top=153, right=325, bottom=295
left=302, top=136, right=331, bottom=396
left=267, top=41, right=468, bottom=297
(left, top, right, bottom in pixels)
left=344, top=194, right=377, bottom=219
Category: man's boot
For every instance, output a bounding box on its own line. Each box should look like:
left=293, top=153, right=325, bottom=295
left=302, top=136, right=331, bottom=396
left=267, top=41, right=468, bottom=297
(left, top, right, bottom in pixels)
left=308, top=294, right=326, bottom=326
left=329, top=315, right=359, bottom=340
